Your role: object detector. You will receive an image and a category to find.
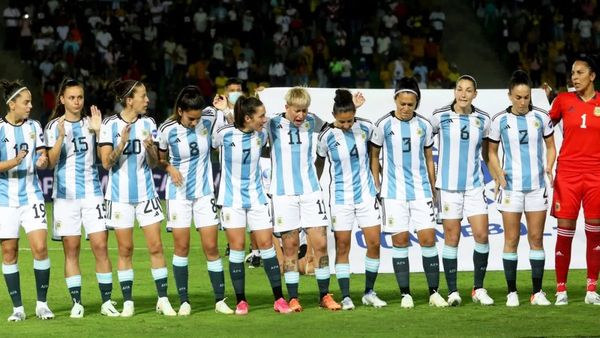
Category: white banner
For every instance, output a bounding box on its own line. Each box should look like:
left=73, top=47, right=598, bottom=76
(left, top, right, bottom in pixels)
left=260, top=87, right=586, bottom=273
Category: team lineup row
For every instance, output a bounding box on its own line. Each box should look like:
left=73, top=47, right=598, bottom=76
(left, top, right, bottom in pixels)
left=0, top=55, right=598, bottom=320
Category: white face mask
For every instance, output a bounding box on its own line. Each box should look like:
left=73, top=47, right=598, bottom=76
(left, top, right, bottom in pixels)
left=228, top=91, right=242, bottom=105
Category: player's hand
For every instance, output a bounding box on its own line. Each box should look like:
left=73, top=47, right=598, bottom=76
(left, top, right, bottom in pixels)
left=542, top=82, right=553, bottom=99
left=89, top=105, right=102, bottom=134
left=14, top=149, right=28, bottom=165
left=353, top=92, right=366, bottom=108
left=166, top=165, right=184, bottom=187
left=546, top=169, right=554, bottom=188
left=213, top=94, right=228, bottom=111
left=143, top=135, right=154, bottom=150
left=493, top=170, right=507, bottom=200
left=35, top=152, right=48, bottom=169
left=119, top=124, right=131, bottom=146
left=57, top=116, right=65, bottom=138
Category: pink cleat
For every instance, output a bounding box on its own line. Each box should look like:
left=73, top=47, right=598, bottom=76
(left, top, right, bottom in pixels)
left=273, top=298, right=293, bottom=314
left=235, top=300, right=249, bottom=315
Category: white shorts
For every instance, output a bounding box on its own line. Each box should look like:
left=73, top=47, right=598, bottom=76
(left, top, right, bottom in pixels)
left=271, top=191, right=329, bottom=233
left=330, top=196, right=381, bottom=232
left=0, top=203, right=48, bottom=239
left=381, top=198, right=435, bottom=234
left=220, top=204, right=272, bottom=231
left=496, top=187, right=548, bottom=213
left=105, top=198, right=164, bottom=229
left=53, top=197, right=107, bottom=237
left=166, top=194, right=219, bottom=229
left=440, top=187, right=488, bottom=219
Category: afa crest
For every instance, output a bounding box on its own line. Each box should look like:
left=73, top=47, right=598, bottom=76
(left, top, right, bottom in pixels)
left=533, top=120, right=540, bottom=129
left=416, top=128, right=423, bottom=136
left=555, top=202, right=560, bottom=211
left=443, top=203, right=450, bottom=212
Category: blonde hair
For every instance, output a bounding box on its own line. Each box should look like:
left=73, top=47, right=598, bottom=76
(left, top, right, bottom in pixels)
left=284, top=87, right=311, bottom=108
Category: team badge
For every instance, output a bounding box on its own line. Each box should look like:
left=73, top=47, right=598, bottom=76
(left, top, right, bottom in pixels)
left=224, top=212, right=231, bottom=222
left=142, top=129, right=149, bottom=138
left=304, top=122, right=310, bottom=129
left=555, top=202, right=560, bottom=211
left=416, top=128, right=423, bottom=136
left=115, top=212, right=121, bottom=220
left=30, top=131, right=36, bottom=140
left=361, top=131, right=366, bottom=140
left=171, top=213, right=177, bottom=221
left=276, top=217, right=283, bottom=225
left=55, top=221, right=61, bottom=229
left=256, top=137, right=261, bottom=146
left=388, top=217, right=394, bottom=226
left=443, top=203, right=450, bottom=212
left=503, top=197, right=510, bottom=205
left=200, top=127, right=208, bottom=136
left=533, top=120, right=540, bottom=129
left=595, top=107, right=600, bottom=117
left=474, top=119, right=481, bottom=127
left=332, top=216, right=336, bottom=225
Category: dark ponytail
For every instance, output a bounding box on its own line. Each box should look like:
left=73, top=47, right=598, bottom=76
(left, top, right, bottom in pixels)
left=233, top=95, right=264, bottom=128
left=508, top=70, right=533, bottom=110
left=394, top=77, right=421, bottom=109
left=0, top=79, right=27, bottom=107
left=110, top=79, right=142, bottom=104
left=332, top=89, right=355, bottom=115
left=169, top=86, right=206, bottom=122
left=48, top=78, right=85, bottom=122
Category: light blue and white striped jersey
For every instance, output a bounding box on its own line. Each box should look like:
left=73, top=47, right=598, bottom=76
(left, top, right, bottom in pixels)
left=267, top=112, right=323, bottom=196
left=430, top=104, right=490, bottom=191
left=158, top=108, right=219, bottom=200
left=99, top=113, right=159, bottom=203
left=45, top=116, right=102, bottom=199
left=488, top=106, right=553, bottom=191
left=317, top=118, right=377, bottom=205
left=212, top=125, right=268, bottom=208
left=0, top=118, right=45, bottom=206
left=372, top=112, right=434, bottom=201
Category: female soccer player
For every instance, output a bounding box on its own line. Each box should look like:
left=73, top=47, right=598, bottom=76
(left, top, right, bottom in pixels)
left=99, top=80, right=175, bottom=317
left=371, top=77, right=448, bottom=308
left=158, top=86, right=233, bottom=315
left=430, top=75, right=494, bottom=306
left=317, top=89, right=387, bottom=310
left=45, top=78, right=119, bottom=317
left=0, top=79, right=53, bottom=321
left=267, top=87, right=340, bottom=311
left=488, top=70, right=556, bottom=307
left=213, top=95, right=291, bottom=315
left=550, top=55, right=600, bottom=305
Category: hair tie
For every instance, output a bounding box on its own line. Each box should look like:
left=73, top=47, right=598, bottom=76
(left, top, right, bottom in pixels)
left=394, top=89, right=419, bottom=97
left=122, top=81, right=139, bottom=99
left=5, top=87, right=28, bottom=104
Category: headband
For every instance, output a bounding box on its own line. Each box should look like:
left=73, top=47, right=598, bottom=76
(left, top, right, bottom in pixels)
left=122, top=81, right=139, bottom=99
left=394, top=89, right=419, bottom=98
left=5, top=87, right=28, bottom=104
left=457, top=74, right=478, bottom=89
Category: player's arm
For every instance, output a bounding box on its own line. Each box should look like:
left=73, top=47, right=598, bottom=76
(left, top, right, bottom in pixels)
left=544, top=134, right=557, bottom=187
left=158, top=148, right=183, bottom=187
left=143, top=136, right=159, bottom=169
left=424, top=145, right=435, bottom=196
left=35, top=147, right=48, bottom=169
left=481, top=139, right=490, bottom=167
left=46, top=118, right=65, bottom=169
left=487, top=140, right=506, bottom=199
left=0, top=150, right=27, bottom=172
left=369, top=143, right=381, bottom=192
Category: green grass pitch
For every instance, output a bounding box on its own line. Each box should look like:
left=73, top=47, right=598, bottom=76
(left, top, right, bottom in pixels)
left=0, top=202, right=597, bottom=337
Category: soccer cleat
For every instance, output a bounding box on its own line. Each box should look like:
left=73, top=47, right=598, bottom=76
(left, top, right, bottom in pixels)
left=341, top=296, right=355, bottom=310
left=447, top=291, right=462, bottom=306
left=215, top=298, right=234, bottom=314
left=585, top=291, right=600, bottom=305
left=248, top=255, right=261, bottom=269
left=121, top=300, right=135, bottom=317
left=70, top=302, right=84, bottom=318
left=530, top=291, right=551, bottom=306
left=178, top=301, right=191, bottom=316
left=235, top=300, right=249, bottom=315
left=35, top=302, right=55, bottom=320
left=429, top=292, right=449, bottom=307
left=156, top=297, right=177, bottom=316
left=288, top=298, right=303, bottom=312
left=506, top=291, right=520, bottom=307
left=273, top=297, right=293, bottom=314
left=472, top=288, right=494, bottom=305
left=100, top=300, right=120, bottom=317
left=7, top=307, right=26, bottom=322
left=400, top=294, right=414, bottom=309
left=320, top=294, right=341, bottom=311
left=555, top=291, right=568, bottom=306
left=362, top=290, right=387, bottom=308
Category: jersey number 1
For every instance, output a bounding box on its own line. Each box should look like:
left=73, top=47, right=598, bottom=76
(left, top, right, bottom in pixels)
left=581, top=114, right=587, bottom=129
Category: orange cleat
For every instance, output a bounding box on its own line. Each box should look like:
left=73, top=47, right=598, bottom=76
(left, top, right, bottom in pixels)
left=320, top=294, right=341, bottom=311
left=288, top=298, right=303, bottom=312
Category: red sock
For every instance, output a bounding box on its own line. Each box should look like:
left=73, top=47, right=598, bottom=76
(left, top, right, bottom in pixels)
left=585, top=223, right=600, bottom=292
left=555, top=226, right=575, bottom=292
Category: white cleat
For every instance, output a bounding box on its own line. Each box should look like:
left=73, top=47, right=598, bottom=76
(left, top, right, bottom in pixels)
left=530, top=291, right=551, bottom=306
left=585, top=291, right=600, bottom=305
left=505, top=291, right=519, bottom=307
left=447, top=291, right=462, bottom=307
left=341, top=296, right=355, bottom=310
left=400, top=294, right=414, bottom=309
left=7, top=307, right=26, bottom=322
left=70, top=303, right=84, bottom=318
left=121, top=300, right=135, bottom=317
left=35, top=301, right=55, bottom=320
left=429, top=292, right=449, bottom=307
left=156, top=297, right=177, bottom=316
left=361, top=290, right=387, bottom=308
left=555, top=291, right=568, bottom=306
left=472, top=288, right=494, bottom=306
left=215, top=298, right=234, bottom=315
left=101, top=300, right=120, bottom=317
left=178, top=302, right=191, bottom=316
